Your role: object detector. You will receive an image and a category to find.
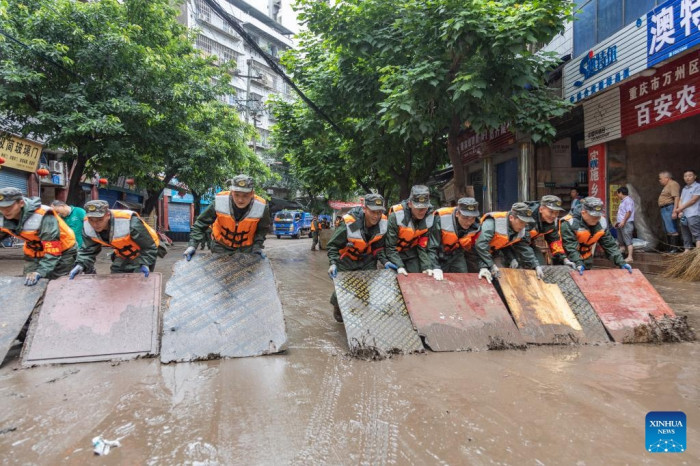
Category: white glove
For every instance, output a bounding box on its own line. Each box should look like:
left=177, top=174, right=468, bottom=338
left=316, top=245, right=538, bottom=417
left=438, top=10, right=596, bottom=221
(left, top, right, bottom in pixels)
left=328, top=264, right=337, bottom=279
left=397, top=267, right=408, bottom=276
left=423, top=269, right=433, bottom=276
left=432, top=269, right=444, bottom=281
left=535, top=265, right=544, bottom=280
left=478, top=268, right=493, bottom=284
left=489, top=264, right=500, bottom=279
left=509, top=258, right=519, bottom=269
left=183, top=246, right=196, bottom=261
left=563, top=258, right=577, bottom=270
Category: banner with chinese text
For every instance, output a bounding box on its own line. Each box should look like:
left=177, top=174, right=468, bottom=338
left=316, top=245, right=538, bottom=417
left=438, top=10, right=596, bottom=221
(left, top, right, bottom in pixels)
left=647, top=0, right=700, bottom=67
left=588, top=144, right=607, bottom=208
left=458, top=124, right=514, bottom=164
left=0, top=134, right=42, bottom=172
left=621, top=50, right=700, bottom=136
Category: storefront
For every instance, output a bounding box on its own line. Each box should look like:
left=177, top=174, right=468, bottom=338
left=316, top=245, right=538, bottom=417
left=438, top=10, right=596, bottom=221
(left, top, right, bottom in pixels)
left=0, top=133, right=42, bottom=195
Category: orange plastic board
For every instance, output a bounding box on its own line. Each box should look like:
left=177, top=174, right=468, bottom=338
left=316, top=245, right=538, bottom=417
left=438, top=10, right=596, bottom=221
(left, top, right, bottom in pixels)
left=571, top=269, right=676, bottom=343
left=397, top=274, right=525, bottom=351
left=498, top=269, right=587, bottom=345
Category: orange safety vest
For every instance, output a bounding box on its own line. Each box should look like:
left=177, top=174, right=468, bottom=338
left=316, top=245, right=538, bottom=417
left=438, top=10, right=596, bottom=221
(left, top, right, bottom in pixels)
left=390, top=203, right=433, bottom=251
left=529, top=218, right=565, bottom=256
left=83, top=210, right=159, bottom=260
left=1, top=205, right=76, bottom=258
left=480, top=211, right=528, bottom=251
left=211, top=192, right=266, bottom=248
left=435, top=207, right=479, bottom=253
left=311, top=220, right=321, bottom=232
left=561, top=214, right=607, bottom=260
left=338, top=212, right=387, bottom=261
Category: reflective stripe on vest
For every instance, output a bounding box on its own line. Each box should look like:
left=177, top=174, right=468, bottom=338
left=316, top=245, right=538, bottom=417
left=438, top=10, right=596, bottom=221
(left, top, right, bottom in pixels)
left=211, top=192, right=266, bottom=248
left=530, top=220, right=565, bottom=255
left=481, top=211, right=527, bottom=251
left=83, top=210, right=159, bottom=260
left=565, top=215, right=607, bottom=259
left=1, top=205, right=76, bottom=258
left=392, top=204, right=433, bottom=252
left=338, top=214, right=388, bottom=261
left=436, top=207, right=478, bottom=253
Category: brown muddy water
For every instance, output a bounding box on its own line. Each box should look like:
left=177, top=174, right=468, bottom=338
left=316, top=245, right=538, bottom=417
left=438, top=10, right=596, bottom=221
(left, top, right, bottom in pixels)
left=0, top=239, right=698, bottom=464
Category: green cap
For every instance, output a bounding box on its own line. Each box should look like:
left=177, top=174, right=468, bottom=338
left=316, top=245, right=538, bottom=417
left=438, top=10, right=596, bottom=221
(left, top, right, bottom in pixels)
left=457, top=197, right=480, bottom=217
left=510, top=202, right=535, bottom=223
left=230, top=174, right=254, bottom=193
left=0, top=187, right=23, bottom=207
left=364, top=193, right=386, bottom=211
left=540, top=195, right=565, bottom=211
left=582, top=196, right=604, bottom=217
left=409, top=185, right=431, bottom=209
left=84, top=200, right=110, bottom=217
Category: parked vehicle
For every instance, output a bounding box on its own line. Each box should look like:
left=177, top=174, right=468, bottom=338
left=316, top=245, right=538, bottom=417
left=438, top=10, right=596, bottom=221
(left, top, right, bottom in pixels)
left=273, top=210, right=313, bottom=239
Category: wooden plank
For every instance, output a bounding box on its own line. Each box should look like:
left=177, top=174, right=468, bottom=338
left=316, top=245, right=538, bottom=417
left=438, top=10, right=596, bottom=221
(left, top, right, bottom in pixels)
left=498, top=269, right=588, bottom=345
left=334, top=270, right=424, bottom=358
left=398, top=273, right=525, bottom=352
left=0, top=277, right=46, bottom=365
left=161, top=253, right=287, bottom=363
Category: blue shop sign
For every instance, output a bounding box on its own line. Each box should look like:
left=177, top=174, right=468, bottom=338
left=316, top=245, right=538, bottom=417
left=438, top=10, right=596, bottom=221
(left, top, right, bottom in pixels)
left=574, top=46, right=618, bottom=87
left=648, top=0, right=700, bottom=66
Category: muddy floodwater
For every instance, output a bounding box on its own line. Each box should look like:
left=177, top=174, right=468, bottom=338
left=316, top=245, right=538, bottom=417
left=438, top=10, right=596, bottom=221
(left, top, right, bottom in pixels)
left=0, top=238, right=698, bottom=464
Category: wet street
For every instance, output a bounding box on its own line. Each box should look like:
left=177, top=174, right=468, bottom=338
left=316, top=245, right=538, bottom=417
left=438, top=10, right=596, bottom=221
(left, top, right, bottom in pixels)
left=0, top=238, right=699, bottom=464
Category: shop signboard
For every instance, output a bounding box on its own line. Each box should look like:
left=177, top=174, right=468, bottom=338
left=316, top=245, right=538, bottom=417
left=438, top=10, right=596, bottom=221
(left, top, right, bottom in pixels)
left=587, top=143, right=607, bottom=207
left=647, top=0, right=700, bottom=67
left=551, top=138, right=571, bottom=168
left=621, top=49, right=700, bottom=136
left=583, top=87, right=621, bottom=147
left=564, top=19, right=648, bottom=104
left=458, top=123, right=514, bottom=164
left=0, top=133, right=42, bottom=172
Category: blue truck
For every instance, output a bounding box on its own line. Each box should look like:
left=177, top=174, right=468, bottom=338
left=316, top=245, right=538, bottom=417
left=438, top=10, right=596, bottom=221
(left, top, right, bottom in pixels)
left=273, top=210, right=313, bottom=239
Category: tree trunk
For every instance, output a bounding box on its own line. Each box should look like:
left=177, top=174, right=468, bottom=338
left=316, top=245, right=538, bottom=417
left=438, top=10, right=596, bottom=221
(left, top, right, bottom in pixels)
left=66, top=153, right=89, bottom=206
left=142, top=173, right=175, bottom=216
left=192, top=192, right=202, bottom=217
left=447, top=113, right=466, bottom=197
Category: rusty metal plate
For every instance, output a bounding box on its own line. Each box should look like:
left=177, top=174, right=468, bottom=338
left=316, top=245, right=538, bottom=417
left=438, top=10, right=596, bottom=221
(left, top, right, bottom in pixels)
left=541, top=266, right=611, bottom=344
left=161, top=253, right=287, bottom=363
left=397, top=273, right=525, bottom=351
left=0, top=277, right=47, bottom=364
left=571, top=269, right=677, bottom=343
left=21, top=274, right=161, bottom=366
left=497, top=269, right=588, bottom=345
left=335, top=270, right=424, bottom=358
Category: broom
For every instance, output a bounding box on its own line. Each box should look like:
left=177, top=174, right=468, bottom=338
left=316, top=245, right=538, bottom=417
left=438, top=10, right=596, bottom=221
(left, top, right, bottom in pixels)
left=662, top=248, right=700, bottom=281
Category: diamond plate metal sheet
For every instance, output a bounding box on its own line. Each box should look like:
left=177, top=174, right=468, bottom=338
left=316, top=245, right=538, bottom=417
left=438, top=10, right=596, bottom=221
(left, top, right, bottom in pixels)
left=541, top=266, right=611, bottom=344
left=0, top=277, right=46, bottom=365
left=335, top=270, right=424, bottom=358
left=161, top=253, right=287, bottom=363
left=22, top=274, right=161, bottom=366
left=398, top=273, right=525, bottom=352
left=497, top=269, right=588, bottom=345
left=571, top=269, right=677, bottom=343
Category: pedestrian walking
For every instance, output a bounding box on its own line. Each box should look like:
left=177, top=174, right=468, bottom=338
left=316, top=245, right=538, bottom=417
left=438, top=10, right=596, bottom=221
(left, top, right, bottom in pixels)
left=570, top=187, right=583, bottom=212
left=310, top=214, right=320, bottom=251
left=658, top=171, right=682, bottom=253
left=677, top=169, right=700, bottom=251
left=0, top=187, right=77, bottom=285
left=428, top=197, right=481, bottom=275
left=614, top=187, right=635, bottom=262
left=385, top=185, right=435, bottom=275
left=69, top=200, right=163, bottom=278
left=326, top=194, right=388, bottom=322
left=184, top=175, right=270, bottom=260
left=51, top=200, right=87, bottom=248
left=559, top=196, right=631, bottom=274
left=475, top=202, right=543, bottom=283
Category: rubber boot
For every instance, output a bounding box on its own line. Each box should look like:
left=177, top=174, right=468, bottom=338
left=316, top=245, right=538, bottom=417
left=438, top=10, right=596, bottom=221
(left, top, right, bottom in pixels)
left=669, top=235, right=682, bottom=253
left=333, top=304, right=343, bottom=323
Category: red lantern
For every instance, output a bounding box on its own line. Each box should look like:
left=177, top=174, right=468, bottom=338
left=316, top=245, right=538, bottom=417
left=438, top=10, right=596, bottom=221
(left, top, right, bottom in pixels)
left=125, top=178, right=135, bottom=186
left=99, top=178, right=108, bottom=185
left=0, top=156, right=5, bottom=165
left=37, top=168, right=50, bottom=177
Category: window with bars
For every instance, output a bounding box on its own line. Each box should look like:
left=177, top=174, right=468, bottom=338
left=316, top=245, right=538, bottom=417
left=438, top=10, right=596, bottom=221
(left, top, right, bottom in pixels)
left=195, top=35, right=238, bottom=66
left=194, top=0, right=212, bottom=22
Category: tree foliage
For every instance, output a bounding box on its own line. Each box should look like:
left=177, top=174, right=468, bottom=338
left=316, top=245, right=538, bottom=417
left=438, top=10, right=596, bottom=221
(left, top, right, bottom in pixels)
left=0, top=0, right=261, bottom=211
left=272, top=0, right=573, bottom=199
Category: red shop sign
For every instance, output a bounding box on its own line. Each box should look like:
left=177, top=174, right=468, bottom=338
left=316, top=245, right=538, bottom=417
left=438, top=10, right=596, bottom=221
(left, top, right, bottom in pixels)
left=458, top=124, right=515, bottom=164
left=621, top=50, right=700, bottom=137
left=588, top=143, right=607, bottom=207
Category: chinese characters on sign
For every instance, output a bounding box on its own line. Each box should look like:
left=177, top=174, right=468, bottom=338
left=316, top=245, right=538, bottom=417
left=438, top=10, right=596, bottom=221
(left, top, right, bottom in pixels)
left=621, top=50, right=700, bottom=136
left=458, top=124, right=514, bottom=164
left=588, top=144, right=607, bottom=207
left=0, top=134, right=43, bottom=172
left=648, top=0, right=700, bottom=66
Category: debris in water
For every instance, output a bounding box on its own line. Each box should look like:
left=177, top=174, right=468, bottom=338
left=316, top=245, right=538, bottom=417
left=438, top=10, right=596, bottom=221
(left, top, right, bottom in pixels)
left=92, top=436, right=121, bottom=456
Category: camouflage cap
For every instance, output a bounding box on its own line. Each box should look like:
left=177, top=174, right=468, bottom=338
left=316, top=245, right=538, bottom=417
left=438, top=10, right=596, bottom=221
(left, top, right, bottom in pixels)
left=230, top=174, right=254, bottom=193
left=409, top=185, right=431, bottom=209
left=364, top=193, right=386, bottom=211
left=457, top=197, right=480, bottom=217
left=510, top=202, right=535, bottom=223
left=540, top=194, right=565, bottom=211
left=84, top=200, right=110, bottom=217
left=582, top=196, right=604, bottom=217
left=0, top=187, right=23, bottom=207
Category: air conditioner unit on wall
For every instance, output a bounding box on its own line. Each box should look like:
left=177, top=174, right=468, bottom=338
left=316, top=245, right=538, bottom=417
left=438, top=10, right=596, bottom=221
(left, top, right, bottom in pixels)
left=49, top=160, right=63, bottom=173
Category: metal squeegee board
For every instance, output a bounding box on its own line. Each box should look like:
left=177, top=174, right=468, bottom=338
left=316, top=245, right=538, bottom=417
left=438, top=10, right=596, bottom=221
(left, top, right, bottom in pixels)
left=161, top=253, right=287, bottom=363
left=0, top=277, right=47, bottom=365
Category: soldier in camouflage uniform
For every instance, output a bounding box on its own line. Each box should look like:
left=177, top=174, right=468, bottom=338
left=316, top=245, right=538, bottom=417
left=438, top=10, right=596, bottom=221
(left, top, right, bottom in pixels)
left=429, top=197, right=481, bottom=275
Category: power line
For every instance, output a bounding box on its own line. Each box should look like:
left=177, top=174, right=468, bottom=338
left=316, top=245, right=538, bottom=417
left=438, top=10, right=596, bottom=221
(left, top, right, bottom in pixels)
left=201, top=0, right=346, bottom=137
